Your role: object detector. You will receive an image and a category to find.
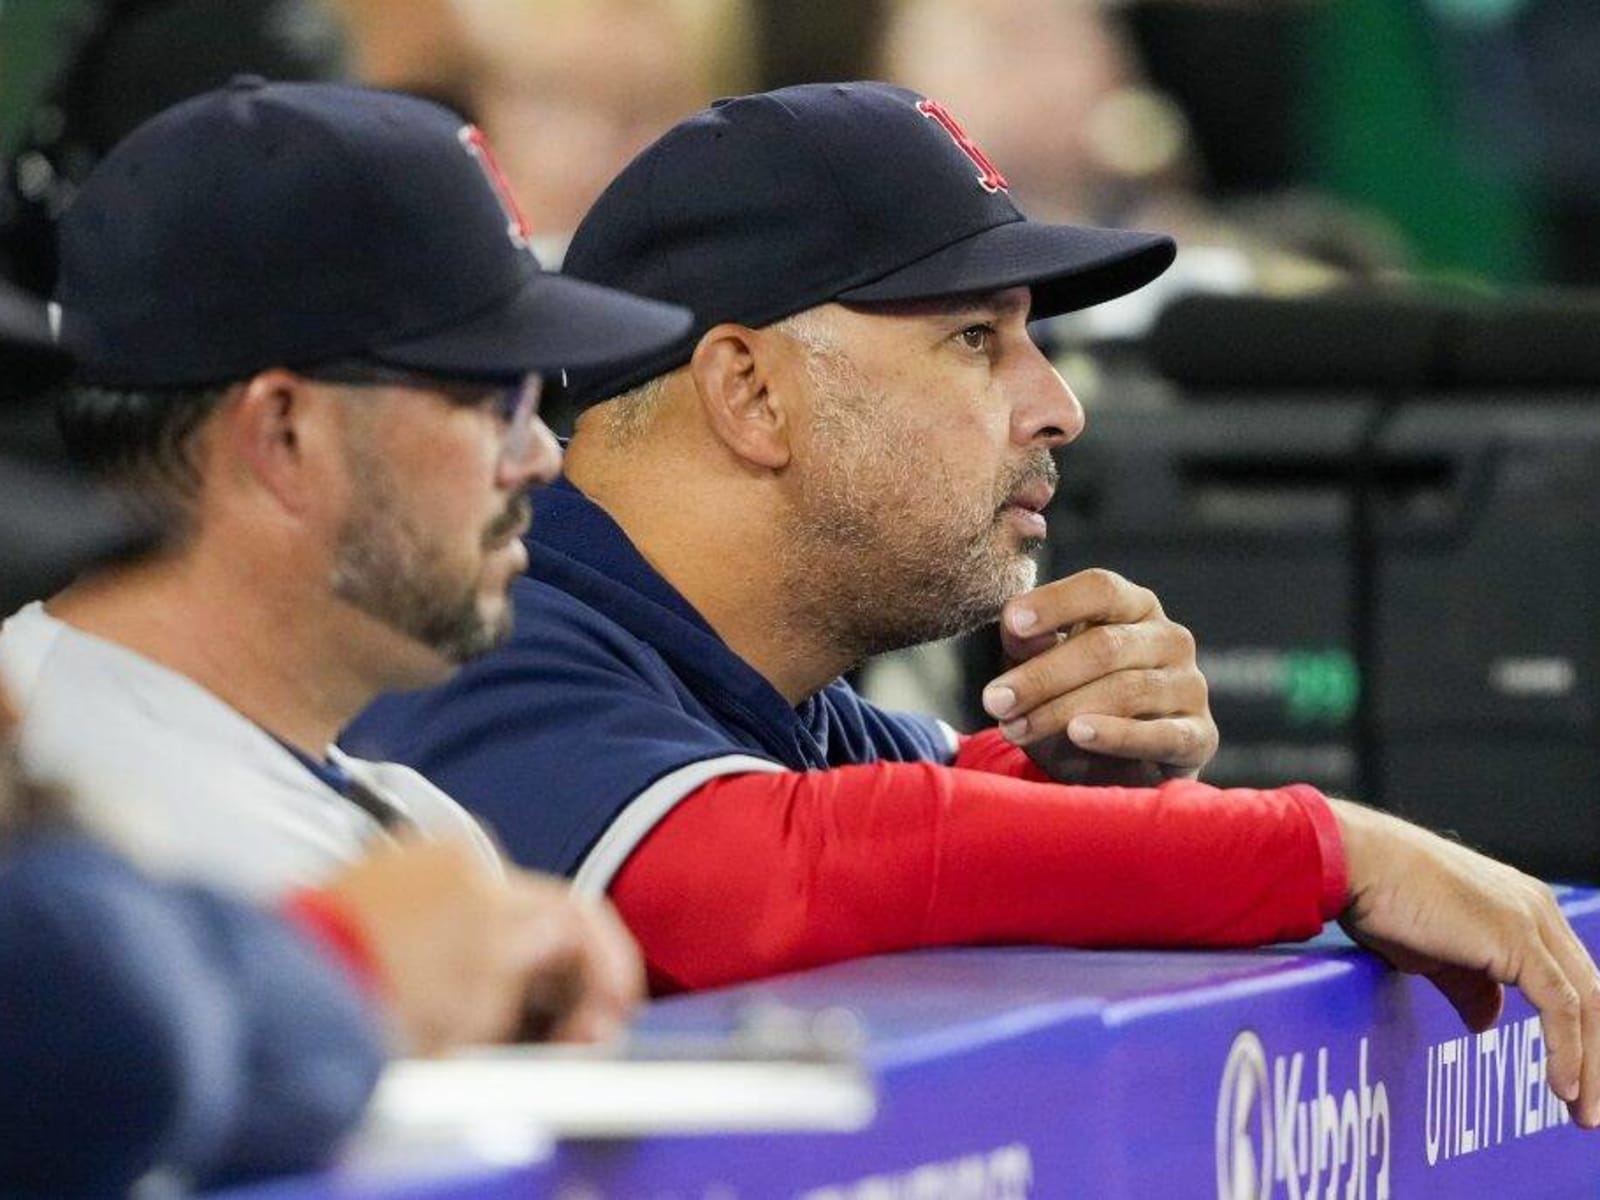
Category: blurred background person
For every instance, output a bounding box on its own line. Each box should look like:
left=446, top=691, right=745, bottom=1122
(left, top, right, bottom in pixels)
left=6, top=0, right=1590, bottom=293
left=451, top=0, right=754, bottom=253
left=879, top=0, right=1410, bottom=319
left=880, top=0, right=1145, bottom=227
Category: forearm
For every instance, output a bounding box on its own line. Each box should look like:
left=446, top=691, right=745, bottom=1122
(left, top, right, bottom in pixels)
left=610, top=763, right=1347, bottom=993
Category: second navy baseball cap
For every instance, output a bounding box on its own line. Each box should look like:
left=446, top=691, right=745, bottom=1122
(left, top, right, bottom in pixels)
left=56, top=77, right=693, bottom=388
left=563, top=80, right=1177, bottom=404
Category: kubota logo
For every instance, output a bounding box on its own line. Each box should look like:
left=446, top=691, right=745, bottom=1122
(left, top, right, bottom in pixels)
left=1216, top=1030, right=1272, bottom=1200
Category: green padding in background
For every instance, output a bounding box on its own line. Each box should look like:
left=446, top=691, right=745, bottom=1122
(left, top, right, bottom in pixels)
left=1300, top=0, right=1537, bottom=284
left=0, top=1, right=90, bottom=153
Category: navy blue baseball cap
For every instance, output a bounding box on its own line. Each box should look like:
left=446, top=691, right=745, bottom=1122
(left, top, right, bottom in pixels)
left=562, top=80, right=1177, bottom=405
left=55, top=77, right=693, bottom=388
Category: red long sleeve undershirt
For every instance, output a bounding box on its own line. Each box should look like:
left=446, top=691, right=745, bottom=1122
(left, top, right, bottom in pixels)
left=612, top=730, right=1348, bottom=994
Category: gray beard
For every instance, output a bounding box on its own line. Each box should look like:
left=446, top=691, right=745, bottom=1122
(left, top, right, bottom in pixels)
left=778, top=449, right=1050, bottom=674
left=330, top=519, right=509, bottom=665
left=780, top=516, right=1042, bottom=675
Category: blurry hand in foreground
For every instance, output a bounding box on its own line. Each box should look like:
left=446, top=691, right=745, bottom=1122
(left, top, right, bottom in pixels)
left=317, top=838, right=644, bottom=1055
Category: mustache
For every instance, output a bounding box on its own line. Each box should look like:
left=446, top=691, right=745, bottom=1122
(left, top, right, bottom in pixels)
left=482, top=492, right=533, bottom=549
left=994, top=453, right=1059, bottom=509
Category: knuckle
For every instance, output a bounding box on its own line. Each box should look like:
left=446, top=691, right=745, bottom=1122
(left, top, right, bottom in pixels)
left=1022, top=694, right=1071, bottom=737
left=1108, top=669, right=1149, bottom=714
left=1081, top=568, right=1123, bottom=606
left=1583, top=973, right=1600, bottom=1011
left=1516, top=897, right=1547, bottom=933
left=1527, top=888, right=1561, bottom=926
left=1168, top=620, right=1197, bottom=660
left=1554, top=982, right=1583, bottom=1020
left=1086, top=624, right=1126, bottom=672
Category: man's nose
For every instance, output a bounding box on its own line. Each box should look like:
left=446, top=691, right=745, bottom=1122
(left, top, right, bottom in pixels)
left=1012, top=347, right=1086, bottom=449
left=500, top=416, right=563, bottom=489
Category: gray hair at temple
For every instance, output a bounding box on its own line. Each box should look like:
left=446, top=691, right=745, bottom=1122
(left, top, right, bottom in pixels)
left=596, top=307, right=844, bottom=448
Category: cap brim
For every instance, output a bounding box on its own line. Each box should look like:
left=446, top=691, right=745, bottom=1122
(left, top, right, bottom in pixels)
left=374, top=266, right=695, bottom=377
left=837, top=220, right=1176, bottom=320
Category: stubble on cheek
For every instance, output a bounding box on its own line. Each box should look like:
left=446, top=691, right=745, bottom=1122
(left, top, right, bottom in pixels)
left=785, top=434, right=1049, bottom=661
left=329, top=434, right=516, bottom=666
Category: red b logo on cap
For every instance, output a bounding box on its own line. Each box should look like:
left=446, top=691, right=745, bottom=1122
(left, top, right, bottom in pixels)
left=916, top=99, right=1009, bottom=195
left=459, top=125, right=533, bottom=250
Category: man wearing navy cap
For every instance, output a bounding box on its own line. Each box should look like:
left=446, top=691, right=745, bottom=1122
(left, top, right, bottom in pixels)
left=0, top=257, right=649, bottom=1192
left=0, top=79, right=683, bottom=1034
left=348, top=82, right=1600, bottom=1126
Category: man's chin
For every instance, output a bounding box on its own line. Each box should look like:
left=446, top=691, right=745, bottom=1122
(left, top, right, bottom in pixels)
left=384, top=598, right=512, bottom=673
left=1004, top=552, right=1041, bottom=597
left=438, top=604, right=513, bottom=666
left=988, top=521, right=1044, bottom=574
left=922, top=548, right=1039, bottom=635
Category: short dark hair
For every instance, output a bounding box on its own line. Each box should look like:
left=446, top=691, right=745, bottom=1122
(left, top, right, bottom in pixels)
left=56, top=382, right=233, bottom=516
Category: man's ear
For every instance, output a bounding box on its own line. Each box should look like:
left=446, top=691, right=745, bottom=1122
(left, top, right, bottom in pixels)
left=226, top=369, right=334, bottom=517
left=687, top=323, right=796, bottom=470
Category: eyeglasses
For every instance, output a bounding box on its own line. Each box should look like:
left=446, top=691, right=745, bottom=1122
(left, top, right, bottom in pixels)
left=302, top=358, right=548, bottom=469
